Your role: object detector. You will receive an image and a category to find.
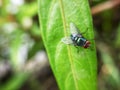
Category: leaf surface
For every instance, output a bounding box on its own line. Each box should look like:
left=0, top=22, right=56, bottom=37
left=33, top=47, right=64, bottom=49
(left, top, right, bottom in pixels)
left=38, top=0, right=97, bottom=90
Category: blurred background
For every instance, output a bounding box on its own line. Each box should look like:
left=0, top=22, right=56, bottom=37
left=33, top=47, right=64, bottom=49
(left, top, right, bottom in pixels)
left=0, top=0, right=120, bottom=90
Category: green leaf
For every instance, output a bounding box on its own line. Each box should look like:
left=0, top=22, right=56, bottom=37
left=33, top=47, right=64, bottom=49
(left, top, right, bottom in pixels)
left=38, top=0, right=97, bottom=90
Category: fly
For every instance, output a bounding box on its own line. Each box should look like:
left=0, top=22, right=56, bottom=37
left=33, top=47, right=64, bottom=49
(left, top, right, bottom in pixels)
left=61, top=22, right=90, bottom=48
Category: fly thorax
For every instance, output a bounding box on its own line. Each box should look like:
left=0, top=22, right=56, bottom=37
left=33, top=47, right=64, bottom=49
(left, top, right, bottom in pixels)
left=70, top=33, right=77, bottom=41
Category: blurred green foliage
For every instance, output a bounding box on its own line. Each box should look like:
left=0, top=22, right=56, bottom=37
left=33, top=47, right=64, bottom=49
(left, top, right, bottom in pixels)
left=0, top=0, right=44, bottom=89
left=0, top=0, right=43, bottom=66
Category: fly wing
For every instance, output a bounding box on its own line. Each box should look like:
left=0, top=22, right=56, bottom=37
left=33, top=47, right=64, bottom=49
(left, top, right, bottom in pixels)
left=61, top=37, right=73, bottom=44
left=70, top=22, right=79, bottom=34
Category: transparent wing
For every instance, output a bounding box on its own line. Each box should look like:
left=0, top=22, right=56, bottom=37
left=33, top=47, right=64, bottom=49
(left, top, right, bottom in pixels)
left=61, top=37, right=73, bottom=44
left=70, top=22, right=79, bottom=34
left=70, top=22, right=88, bottom=35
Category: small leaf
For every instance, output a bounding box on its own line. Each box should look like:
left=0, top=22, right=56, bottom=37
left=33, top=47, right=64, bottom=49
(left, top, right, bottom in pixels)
left=38, top=0, right=97, bottom=90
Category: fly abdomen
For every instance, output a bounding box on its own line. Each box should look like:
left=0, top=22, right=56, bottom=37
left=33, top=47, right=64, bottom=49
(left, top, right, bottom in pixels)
left=76, top=37, right=86, bottom=46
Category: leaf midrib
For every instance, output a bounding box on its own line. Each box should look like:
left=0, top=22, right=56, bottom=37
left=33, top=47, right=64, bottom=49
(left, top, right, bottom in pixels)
left=59, top=0, right=79, bottom=90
